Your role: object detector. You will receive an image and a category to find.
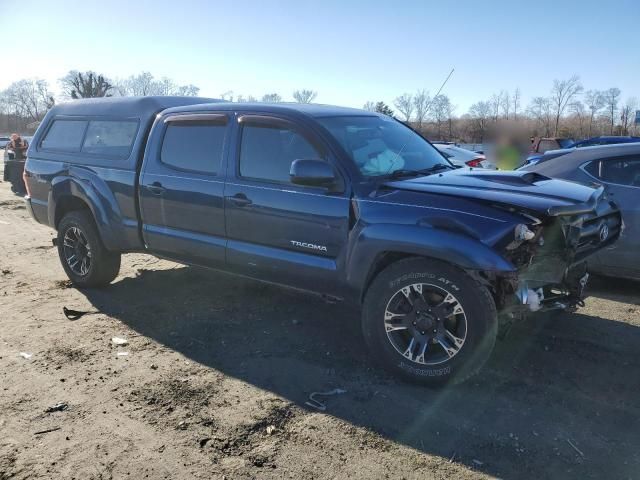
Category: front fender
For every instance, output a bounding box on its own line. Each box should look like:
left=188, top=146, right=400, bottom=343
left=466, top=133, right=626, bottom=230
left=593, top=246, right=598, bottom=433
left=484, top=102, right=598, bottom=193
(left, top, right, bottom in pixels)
left=48, top=170, right=125, bottom=251
left=346, top=223, right=516, bottom=296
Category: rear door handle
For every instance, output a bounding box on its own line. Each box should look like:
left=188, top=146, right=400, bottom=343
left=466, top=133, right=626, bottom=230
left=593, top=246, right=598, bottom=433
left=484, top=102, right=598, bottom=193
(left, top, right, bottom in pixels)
left=228, top=193, right=252, bottom=207
left=146, top=181, right=166, bottom=195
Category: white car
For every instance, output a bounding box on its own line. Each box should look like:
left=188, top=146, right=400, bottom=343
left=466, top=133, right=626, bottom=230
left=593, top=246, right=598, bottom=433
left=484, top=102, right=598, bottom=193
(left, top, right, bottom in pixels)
left=433, top=143, right=496, bottom=169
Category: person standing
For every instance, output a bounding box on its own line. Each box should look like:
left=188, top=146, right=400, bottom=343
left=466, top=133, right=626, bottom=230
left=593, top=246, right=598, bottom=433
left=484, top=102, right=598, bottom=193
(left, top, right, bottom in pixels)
left=4, top=133, right=29, bottom=193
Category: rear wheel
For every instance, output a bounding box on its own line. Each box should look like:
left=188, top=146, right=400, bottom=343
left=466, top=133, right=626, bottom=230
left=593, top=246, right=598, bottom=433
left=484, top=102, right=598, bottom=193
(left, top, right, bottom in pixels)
left=362, top=258, right=497, bottom=386
left=57, top=211, right=121, bottom=288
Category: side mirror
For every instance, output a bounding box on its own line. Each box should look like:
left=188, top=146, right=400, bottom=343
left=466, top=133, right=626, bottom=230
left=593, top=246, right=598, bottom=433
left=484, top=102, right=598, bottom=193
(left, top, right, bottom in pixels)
left=290, top=159, right=337, bottom=188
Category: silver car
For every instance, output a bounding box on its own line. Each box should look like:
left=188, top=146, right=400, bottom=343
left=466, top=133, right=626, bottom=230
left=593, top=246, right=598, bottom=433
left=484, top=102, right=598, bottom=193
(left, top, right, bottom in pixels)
left=522, top=143, right=640, bottom=281
left=432, top=143, right=496, bottom=169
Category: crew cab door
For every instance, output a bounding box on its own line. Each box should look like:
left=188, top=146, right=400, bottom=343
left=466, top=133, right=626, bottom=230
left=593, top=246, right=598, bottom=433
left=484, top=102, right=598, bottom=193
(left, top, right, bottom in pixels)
left=224, top=114, right=351, bottom=296
left=139, top=113, right=231, bottom=267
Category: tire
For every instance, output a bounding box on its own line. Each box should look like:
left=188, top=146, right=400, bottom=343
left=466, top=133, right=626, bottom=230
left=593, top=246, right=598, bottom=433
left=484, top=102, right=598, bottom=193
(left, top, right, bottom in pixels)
left=362, top=258, right=497, bottom=386
left=57, top=210, right=121, bottom=288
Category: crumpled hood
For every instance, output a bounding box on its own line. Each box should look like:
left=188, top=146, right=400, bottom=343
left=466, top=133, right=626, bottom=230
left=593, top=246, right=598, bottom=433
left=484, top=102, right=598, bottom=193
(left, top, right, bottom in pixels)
left=384, top=169, right=598, bottom=215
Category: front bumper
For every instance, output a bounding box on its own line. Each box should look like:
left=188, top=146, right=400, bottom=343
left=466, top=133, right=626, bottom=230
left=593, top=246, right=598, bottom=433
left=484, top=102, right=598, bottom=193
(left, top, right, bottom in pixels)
left=502, top=187, right=620, bottom=316
left=513, top=262, right=590, bottom=314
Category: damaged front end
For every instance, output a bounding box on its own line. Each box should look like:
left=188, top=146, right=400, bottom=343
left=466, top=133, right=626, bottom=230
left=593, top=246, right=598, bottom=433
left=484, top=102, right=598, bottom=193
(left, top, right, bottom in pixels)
left=498, top=186, right=621, bottom=317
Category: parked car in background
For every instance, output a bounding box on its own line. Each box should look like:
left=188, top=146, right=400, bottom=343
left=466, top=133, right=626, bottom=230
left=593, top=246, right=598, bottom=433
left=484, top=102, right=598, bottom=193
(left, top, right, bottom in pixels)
left=522, top=143, right=640, bottom=281
left=458, top=143, right=485, bottom=154
left=23, top=97, right=621, bottom=385
left=432, top=143, right=495, bottom=169
left=0, top=136, right=11, bottom=149
left=525, top=137, right=574, bottom=165
left=521, top=136, right=640, bottom=167
left=571, top=136, right=640, bottom=148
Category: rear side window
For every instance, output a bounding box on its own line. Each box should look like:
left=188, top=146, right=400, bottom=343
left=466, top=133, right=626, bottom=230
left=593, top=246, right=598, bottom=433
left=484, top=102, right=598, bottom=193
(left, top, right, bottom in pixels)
left=538, top=140, right=558, bottom=153
left=239, top=123, right=324, bottom=183
left=41, top=120, right=87, bottom=151
left=82, top=120, right=138, bottom=157
left=585, top=156, right=640, bottom=187
left=160, top=120, right=227, bottom=175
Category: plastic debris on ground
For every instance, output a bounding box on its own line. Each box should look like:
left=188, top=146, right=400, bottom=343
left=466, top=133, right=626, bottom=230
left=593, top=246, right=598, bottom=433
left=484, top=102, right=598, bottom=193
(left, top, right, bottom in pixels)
left=304, top=388, right=347, bottom=411
left=45, top=402, right=68, bottom=413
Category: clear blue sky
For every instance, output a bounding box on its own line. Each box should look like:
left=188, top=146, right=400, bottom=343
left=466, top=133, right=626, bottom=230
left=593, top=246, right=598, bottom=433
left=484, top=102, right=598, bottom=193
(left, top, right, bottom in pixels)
left=3, top=0, right=638, bottom=113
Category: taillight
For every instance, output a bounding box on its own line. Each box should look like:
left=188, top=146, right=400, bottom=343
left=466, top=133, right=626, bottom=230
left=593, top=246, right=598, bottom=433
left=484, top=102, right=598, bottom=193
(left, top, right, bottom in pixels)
left=466, top=158, right=483, bottom=168
left=22, top=164, right=32, bottom=197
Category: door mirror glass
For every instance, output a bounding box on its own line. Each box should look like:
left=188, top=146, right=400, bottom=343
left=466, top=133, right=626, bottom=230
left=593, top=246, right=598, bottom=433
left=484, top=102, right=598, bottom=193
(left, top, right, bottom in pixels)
left=290, top=159, right=336, bottom=188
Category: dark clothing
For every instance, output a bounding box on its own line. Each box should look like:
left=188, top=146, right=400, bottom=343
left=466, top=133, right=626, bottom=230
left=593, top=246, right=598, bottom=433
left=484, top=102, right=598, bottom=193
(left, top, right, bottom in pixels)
left=7, top=139, right=28, bottom=160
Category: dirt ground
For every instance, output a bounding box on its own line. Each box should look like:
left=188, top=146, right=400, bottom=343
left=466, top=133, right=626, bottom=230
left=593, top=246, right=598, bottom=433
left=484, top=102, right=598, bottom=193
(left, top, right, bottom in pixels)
left=0, top=166, right=639, bottom=480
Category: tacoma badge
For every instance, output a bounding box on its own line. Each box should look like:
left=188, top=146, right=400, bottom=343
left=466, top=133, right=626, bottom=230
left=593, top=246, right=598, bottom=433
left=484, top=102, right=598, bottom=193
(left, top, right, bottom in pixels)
left=290, top=240, right=328, bottom=252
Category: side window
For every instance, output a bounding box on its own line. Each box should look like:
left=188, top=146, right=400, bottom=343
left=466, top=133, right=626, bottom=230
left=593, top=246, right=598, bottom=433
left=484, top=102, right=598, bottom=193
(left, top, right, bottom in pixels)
left=583, top=160, right=600, bottom=178
left=160, top=120, right=227, bottom=175
left=239, top=121, right=324, bottom=184
left=538, top=140, right=557, bottom=153
left=82, top=120, right=138, bottom=158
left=599, top=157, right=640, bottom=187
left=41, top=120, right=87, bottom=151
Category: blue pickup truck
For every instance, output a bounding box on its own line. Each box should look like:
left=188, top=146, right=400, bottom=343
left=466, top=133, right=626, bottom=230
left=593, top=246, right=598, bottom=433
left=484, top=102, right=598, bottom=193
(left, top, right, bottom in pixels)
left=23, top=97, right=621, bottom=385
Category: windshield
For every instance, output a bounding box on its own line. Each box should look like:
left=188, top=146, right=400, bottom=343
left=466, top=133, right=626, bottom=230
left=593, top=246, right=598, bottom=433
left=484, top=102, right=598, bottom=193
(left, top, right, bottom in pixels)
left=318, top=116, right=450, bottom=177
left=558, top=139, right=575, bottom=148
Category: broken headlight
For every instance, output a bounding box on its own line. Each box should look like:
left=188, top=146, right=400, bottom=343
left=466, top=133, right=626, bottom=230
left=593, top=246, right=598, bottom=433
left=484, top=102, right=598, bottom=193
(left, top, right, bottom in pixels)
left=507, top=224, right=539, bottom=250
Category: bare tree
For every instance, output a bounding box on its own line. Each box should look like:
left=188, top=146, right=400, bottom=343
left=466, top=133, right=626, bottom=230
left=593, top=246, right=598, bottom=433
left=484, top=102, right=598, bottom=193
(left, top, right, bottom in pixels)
left=292, top=89, right=317, bottom=103
left=116, top=72, right=199, bottom=97
left=550, top=75, right=583, bottom=136
left=528, top=97, right=553, bottom=136
left=236, top=94, right=258, bottom=103
left=2, top=79, right=55, bottom=122
left=220, top=91, right=234, bottom=101
left=60, top=71, right=113, bottom=98
left=159, top=78, right=199, bottom=96
left=620, top=97, right=638, bottom=135
left=413, top=90, right=430, bottom=128
left=116, top=72, right=154, bottom=96
left=261, top=93, right=282, bottom=103
left=174, top=84, right=200, bottom=96
left=584, top=90, right=604, bottom=137
left=512, top=88, right=521, bottom=121
left=602, top=87, right=622, bottom=134
left=431, top=94, right=451, bottom=139
left=363, top=101, right=376, bottom=111
left=393, top=93, right=414, bottom=122
left=500, top=90, right=510, bottom=119
left=489, top=93, right=502, bottom=122
left=570, top=101, right=587, bottom=138
left=468, top=101, right=491, bottom=141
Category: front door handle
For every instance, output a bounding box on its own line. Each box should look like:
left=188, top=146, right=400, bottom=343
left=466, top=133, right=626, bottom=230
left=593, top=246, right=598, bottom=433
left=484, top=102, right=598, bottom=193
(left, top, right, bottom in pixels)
left=228, top=193, right=252, bottom=207
left=146, top=181, right=166, bottom=195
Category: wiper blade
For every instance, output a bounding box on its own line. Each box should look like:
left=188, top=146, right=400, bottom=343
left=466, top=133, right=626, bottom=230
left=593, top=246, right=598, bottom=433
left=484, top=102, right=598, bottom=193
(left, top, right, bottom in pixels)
left=387, top=169, right=424, bottom=179
left=384, top=164, right=454, bottom=180
left=418, top=164, right=454, bottom=174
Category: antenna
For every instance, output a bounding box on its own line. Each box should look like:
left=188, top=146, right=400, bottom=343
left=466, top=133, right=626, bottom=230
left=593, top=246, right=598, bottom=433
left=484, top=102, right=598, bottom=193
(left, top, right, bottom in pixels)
left=424, top=67, right=455, bottom=114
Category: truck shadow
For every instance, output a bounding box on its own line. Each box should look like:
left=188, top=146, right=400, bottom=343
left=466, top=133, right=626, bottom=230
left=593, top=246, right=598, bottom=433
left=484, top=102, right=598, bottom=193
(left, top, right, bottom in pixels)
left=78, top=266, right=640, bottom=480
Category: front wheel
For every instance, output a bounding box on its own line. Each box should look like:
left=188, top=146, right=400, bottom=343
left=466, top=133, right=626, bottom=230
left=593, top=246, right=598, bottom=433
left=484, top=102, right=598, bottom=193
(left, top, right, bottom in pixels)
left=362, top=258, right=497, bottom=386
left=57, top=211, right=121, bottom=288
